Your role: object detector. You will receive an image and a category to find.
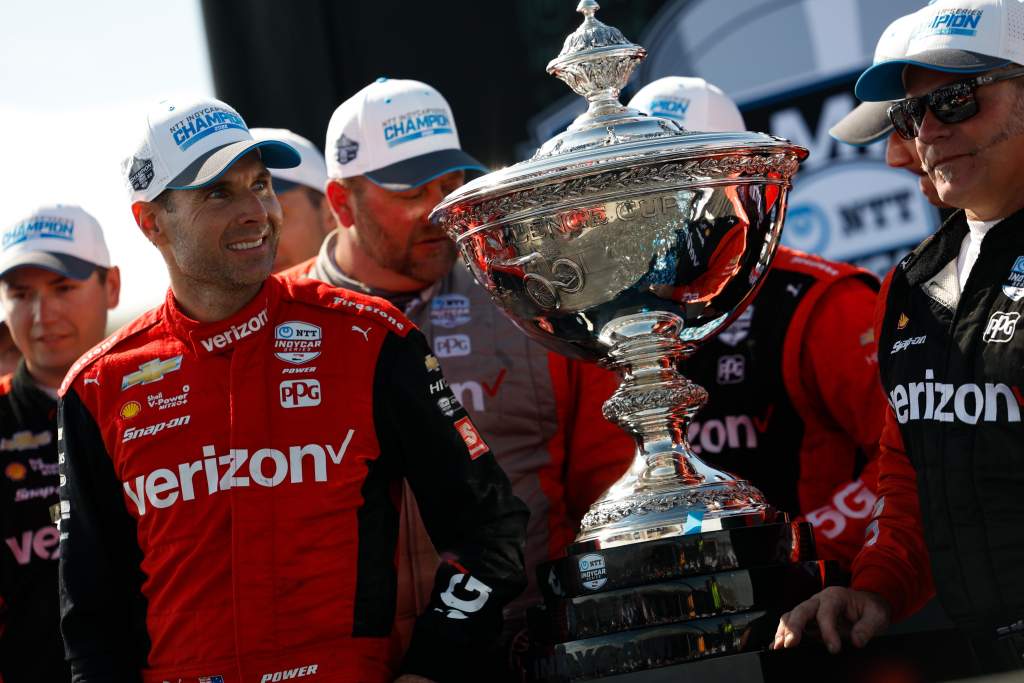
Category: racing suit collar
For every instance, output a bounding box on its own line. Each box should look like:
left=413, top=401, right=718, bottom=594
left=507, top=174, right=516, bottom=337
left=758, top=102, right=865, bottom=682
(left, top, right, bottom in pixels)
left=164, top=277, right=281, bottom=356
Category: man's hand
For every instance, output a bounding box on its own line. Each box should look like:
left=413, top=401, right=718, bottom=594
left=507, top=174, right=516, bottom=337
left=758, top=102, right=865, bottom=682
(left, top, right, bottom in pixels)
left=394, top=676, right=436, bottom=683
left=773, top=586, right=892, bottom=654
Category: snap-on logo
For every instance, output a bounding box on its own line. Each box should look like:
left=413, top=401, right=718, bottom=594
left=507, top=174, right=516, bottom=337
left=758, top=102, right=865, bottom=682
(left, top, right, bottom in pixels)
left=199, top=308, right=268, bottom=352
left=890, top=335, right=926, bottom=355
left=122, top=431, right=355, bottom=516
left=274, top=321, right=322, bottom=364
left=280, top=379, right=321, bottom=408
left=889, top=369, right=1023, bottom=425
left=122, top=415, right=191, bottom=443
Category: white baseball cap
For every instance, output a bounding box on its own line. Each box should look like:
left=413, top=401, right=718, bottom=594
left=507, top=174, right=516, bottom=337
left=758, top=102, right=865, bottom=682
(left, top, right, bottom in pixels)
left=832, top=11, right=922, bottom=146
left=856, top=0, right=1024, bottom=101
left=325, top=77, right=487, bottom=190
left=628, top=77, right=745, bottom=132
left=0, top=205, right=111, bottom=280
left=251, top=128, right=328, bottom=194
left=123, top=96, right=301, bottom=203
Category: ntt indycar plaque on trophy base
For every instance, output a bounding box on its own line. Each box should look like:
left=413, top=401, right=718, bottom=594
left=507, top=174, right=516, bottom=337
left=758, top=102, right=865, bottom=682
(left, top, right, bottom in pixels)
left=430, top=2, right=827, bottom=680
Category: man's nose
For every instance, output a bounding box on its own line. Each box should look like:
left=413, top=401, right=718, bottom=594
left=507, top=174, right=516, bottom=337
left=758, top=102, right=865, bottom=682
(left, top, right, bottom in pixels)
left=34, top=292, right=60, bottom=324
left=915, top=106, right=948, bottom=145
left=236, top=188, right=271, bottom=224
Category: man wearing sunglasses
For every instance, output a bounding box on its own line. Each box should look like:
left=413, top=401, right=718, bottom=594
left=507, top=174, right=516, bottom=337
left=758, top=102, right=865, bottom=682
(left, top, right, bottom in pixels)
left=775, top=0, right=1024, bottom=674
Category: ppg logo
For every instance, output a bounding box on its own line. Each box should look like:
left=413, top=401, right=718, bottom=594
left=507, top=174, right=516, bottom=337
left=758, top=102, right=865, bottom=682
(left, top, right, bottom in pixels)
left=280, top=380, right=321, bottom=408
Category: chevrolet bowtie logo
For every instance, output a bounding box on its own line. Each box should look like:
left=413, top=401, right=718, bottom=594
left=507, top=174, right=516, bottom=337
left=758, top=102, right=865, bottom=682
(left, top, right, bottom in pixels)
left=121, top=355, right=183, bottom=391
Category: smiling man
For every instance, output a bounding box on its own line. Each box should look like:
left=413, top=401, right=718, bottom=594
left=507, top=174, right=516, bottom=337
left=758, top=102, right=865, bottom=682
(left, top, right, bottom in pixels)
left=0, top=204, right=119, bottom=682
left=776, top=0, right=1024, bottom=674
left=56, top=96, right=528, bottom=683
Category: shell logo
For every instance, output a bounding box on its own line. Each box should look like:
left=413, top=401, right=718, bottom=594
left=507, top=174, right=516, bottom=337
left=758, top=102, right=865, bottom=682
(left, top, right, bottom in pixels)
left=897, top=313, right=910, bottom=330
left=120, top=401, right=142, bottom=420
left=5, top=461, right=27, bottom=481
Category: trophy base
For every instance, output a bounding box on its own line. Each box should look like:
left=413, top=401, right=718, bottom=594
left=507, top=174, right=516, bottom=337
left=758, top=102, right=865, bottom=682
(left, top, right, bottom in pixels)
left=526, top=523, right=835, bottom=682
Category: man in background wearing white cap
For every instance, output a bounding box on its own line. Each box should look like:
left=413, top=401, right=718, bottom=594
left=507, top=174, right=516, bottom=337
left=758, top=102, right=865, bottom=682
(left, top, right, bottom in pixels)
left=629, top=79, right=888, bottom=572
left=252, top=128, right=334, bottom=272
left=0, top=204, right=119, bottom=682
left=629, top=76, right=746, bottom=132
left=831, top=9, right=950, bottom=209
left=57, top=95, right=527, bottom=683
left=777, top=0, right=1024, bottom=672
left=285, top=76, right=633, bottom=676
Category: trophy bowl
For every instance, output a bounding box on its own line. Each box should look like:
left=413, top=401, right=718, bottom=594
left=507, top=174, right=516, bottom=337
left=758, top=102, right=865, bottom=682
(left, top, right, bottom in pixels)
left=430, top=0, right=807, bottom=551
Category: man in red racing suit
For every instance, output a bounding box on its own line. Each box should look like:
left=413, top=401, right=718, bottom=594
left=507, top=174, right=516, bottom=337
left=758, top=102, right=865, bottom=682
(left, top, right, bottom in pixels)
left=57, top=96, right=528, bottom=683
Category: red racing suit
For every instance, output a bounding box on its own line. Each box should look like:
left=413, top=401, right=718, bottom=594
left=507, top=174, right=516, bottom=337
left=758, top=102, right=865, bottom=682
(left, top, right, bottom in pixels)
left=56, top=275, right=529, bottom=683
left=681, top=247, right=886, bottom=568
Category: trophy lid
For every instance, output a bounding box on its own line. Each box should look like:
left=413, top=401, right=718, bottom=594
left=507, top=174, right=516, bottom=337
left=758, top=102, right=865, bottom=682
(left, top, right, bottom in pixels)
left=432, top=1, right=806, bottom=235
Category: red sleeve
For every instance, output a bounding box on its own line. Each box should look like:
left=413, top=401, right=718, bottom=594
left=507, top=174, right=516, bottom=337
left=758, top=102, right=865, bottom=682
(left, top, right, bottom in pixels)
left=848, top=271, right=935, bottom=620
left=548, top=353, right=636, bottom=525
left=791, top=277, right=886, bottom=567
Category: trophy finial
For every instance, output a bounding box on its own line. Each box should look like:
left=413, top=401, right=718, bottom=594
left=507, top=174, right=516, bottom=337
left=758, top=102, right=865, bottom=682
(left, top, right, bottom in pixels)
left=577, top=0, right=599, bottom=18
left=547, top=1, right=647, bottom=123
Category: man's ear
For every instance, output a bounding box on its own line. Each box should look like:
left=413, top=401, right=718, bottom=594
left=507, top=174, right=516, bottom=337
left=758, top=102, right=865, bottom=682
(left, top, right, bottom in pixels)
left=132, top=200, right=168, bottom=247
left=325, top=179, right=356, bottom=229
left=103, top=266, right=121, bottom=310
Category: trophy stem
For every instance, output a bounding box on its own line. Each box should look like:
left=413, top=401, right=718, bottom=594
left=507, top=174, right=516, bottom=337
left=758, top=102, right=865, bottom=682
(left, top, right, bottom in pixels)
left=576, top=313, right=776, bottom=548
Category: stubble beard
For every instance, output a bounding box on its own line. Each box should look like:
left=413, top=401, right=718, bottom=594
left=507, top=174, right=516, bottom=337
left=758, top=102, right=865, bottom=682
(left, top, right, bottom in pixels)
left=356, top=211, right=456, bottom=287
left=171, top=225, right=278, bottom=294
left=930, top=88, right=1024, bottom=192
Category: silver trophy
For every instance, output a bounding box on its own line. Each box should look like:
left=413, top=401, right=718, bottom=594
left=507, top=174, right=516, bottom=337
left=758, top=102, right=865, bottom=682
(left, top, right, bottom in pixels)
left=431, top=0, right=807, bottom=550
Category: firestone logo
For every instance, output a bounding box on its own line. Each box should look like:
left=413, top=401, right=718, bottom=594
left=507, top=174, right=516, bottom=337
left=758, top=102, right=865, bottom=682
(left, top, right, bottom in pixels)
left=122, top=431, right=355, bottom=516
left=332, top=297, right=406, bottom=331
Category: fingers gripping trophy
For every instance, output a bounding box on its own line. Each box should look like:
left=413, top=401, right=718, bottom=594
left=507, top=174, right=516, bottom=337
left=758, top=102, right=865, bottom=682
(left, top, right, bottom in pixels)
left=431, top=3, right=832, bottom=679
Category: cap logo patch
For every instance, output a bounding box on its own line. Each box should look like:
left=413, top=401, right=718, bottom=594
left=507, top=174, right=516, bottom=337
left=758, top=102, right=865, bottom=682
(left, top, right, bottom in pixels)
left=336, top=134, right=359, bottom=164
left=924, top=9, right=982, bottom=37
left=128, top=157, right=155, bottom=191
left=650, top=98, right=690, bottom=119
left=3, top=216, right=74, bottom=250
left=382, top=108, right=452, bottom=147
left=168, top=106, right=246, bottom=151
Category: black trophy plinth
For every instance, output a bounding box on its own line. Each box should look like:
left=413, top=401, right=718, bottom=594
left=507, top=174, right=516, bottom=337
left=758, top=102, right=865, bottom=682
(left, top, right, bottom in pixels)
left=525, top=522, right=838, bottom=682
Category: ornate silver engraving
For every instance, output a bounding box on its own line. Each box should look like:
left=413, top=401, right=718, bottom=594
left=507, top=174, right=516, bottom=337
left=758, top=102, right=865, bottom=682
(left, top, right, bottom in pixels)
left=579, top=483, right=767, bottom=533
left=602, top=385, right=708, bottom=423
left=436, top=154, right=801, bottom=232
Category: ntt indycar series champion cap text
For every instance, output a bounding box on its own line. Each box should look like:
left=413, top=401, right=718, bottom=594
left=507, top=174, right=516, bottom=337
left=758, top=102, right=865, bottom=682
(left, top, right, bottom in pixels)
left=856, top=0, right=1024, bottom=101
left=324, top=77, right=486, bottom=190
left=123, top=96, right=301, bottom=203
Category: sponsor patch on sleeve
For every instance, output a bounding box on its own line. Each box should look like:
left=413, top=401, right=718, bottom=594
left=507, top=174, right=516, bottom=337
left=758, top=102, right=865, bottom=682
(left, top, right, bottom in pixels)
left=454, top=416, right=489, bottom=460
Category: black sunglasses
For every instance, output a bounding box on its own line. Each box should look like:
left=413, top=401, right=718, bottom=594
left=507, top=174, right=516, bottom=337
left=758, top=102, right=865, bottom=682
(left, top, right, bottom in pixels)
left=887, top=66, right=1024, bottom=140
